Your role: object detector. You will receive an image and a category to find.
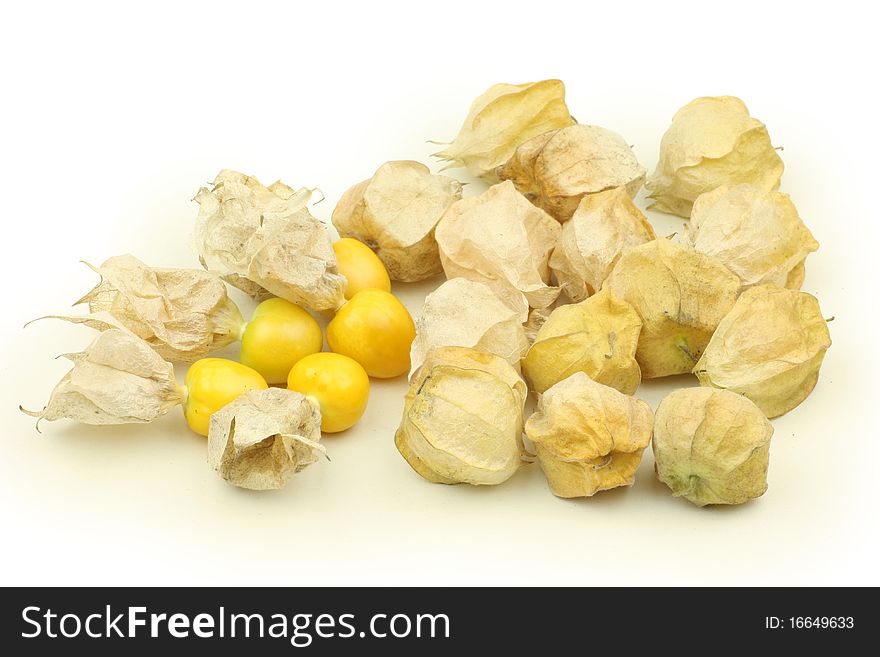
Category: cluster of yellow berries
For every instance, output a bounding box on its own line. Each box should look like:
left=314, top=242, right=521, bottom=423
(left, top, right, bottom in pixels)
left=182, top=238, right=415, bottom=436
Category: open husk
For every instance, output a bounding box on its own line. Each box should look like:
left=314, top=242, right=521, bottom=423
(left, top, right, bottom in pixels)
left=549, top=187, right=657, bottom=302
left=409, top=278, right=528, bottom=379
left=332, top=161, right=463, bottom=282
left=653, top=387, right=773, bottom=506
left=395, top=346, right=527, bottom=486
left=694, top=284, right=831, bottom=418
left=207, top=388, right=325, bottom=491
left=497, top=124, right=646, bottom=222
left=435, top=180, right=561, bottom=311
left=687, top=184, right=819, bottom=289
left=194, top=170, right=346, bottom=311
left=646, top=96, right=784, bottom=218
left=525, top=372, right=653, bottom=498
left=602, top=239, right=740, bottom=378
left=433, top=80, right=575, bottom=182
left=521, top=288, right=642, bottom=395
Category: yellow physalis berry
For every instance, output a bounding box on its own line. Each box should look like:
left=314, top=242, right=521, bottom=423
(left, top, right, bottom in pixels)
left=183, top=358, right=268, bottom=436
left=333, top=237, right=391, bottom=300
left=287, top=352, right=370, bottom=433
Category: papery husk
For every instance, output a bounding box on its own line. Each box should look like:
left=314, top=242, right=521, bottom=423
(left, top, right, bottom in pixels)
left=409, top=278, right=529, bottom=379
left=433, top=80, right=575, bottom=182
left=525, top=372, right=653, bottom=498
left=602, top=239, right=740, bottom=378
left=522, top=288, right=642, bottom=395
left=498, top=124, right=646, bottom=222
left=549, top=188, right=656, bottom=302
left=435, top=180, right=561, bottom=311
left=194, top=170, right=346, bottom=311
left=653, top=387, right=773, bottom=506
left=21, top=328, right=185, bottom=426
left=395, top=346, right=527, bottom=486
left=207, top=388, right=325, bottom=491
left=332, top=161, right=463, bottom=282
left=687, top=184, right=819, bottom=289
left=693, top=284, right=831, bottom=418
left=646, top=96, right=784, bottom=218
left=524, top=306, right=553, bottom=344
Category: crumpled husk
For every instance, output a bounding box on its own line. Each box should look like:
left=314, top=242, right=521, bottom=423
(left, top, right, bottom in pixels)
left=522, top=288, right=642, bottom=395
left=646, top=96, right=784, bottom=218
left=694, top=284, right=831, bottom=418
left=194, top=170, right=346, bottom=311
left=395, top=346, right=527, bottom=486
left=207, top=388, right=325, bottom=491
left=549, top=187, right=656, bottom=302
left=21, top=327, right=185, bottom=427
left=433, top=79, right=575, bottom=182
left=524, top=306, right=554, bottom=344
left=497, top=124, right=646, bottom=222
left=688, top=184, right=819, bottom=289
left=409, top=278, right=529, bottom=379
left=332, top=161, right=463, bottom=282
left=653, top=387, right=773, bottom=507
left=525, top=372, right=653, bottom=498
left=602, top=239, right=740, bottom=379
left=435, top=180, right=561, bottom=311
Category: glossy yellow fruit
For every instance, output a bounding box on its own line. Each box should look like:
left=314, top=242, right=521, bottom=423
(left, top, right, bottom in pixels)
left=239, top=298, right=324, bottom=384
left=183, top=358, right=268, bottom=436
left=287, top=352, right=370, bottom=433
left=326, top=289, right=415, bottom=378
left=333, top=237, right=391, bottom=300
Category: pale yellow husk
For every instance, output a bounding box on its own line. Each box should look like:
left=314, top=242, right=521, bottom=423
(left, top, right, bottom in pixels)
left=653, top=387, right=773, bottom=507
left=646, top=96, right=784, bottom=218
left=435, top=180, right=561, bottom=311
left=207, top=388, right=325, bottom=491
left=694, top=284, right=831, bottom=418
left=331, top=161, right=463, bottom=282
left=525, top=372, right=653, bottom=498
left=433, top=80, right=575, bottom=182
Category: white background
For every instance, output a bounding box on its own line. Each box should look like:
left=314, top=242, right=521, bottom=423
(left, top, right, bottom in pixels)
left=1, top=0, right=877, bottom=586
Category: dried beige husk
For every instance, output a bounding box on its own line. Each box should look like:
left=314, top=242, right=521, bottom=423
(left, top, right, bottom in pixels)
left=207, top=388, right=325, bottom=491
left=409, top=278, right=529, bottom=379
left=433, top=80, right=575, bottom=182
left=194, top=170, right=346, bottom=311
left=694, top=284, right=831, bottom=418
left=395, top=346, right=527, bottom=486
left=646, top=96, right=784, bottom=218
left=602, top=239, right=740, bottom=378
left=524, top=306, right=553, bottom=344
left=21, top=328, right=185, bottom=427
left=332, top=161, right=463, bottom=282
left=497, top=124, right=646, bottom=222
left=653, top=387, right=773, bottom=506
left=521, top=288, right=642, bottom=395
left=687, top=184, right=819, bottom=289
left=435, top=180, right=561, bottom=311
left=549, top=188, right=657, bottom=302
left=525, top=372, right=653, bottom=498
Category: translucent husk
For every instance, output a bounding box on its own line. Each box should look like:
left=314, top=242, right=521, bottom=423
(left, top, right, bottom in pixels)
left=409, top=278, right=529, bottom=379
left=646, top=96, right=784, bottom=218
left=395, top=346, right=527, bottom=486
left=602, top=239, right=740, bottom=378
left=331, top=161, right=463, bottom=282
left=653, top=387, right=773, bottom=506
left=521, top=288, right=642, bottom=395
left=194, top=170, right=346, bottom=311
left=687, top=184, right=819, bottom=289
left=21, top=327, right=186, bottom=427
left=207, top=388, right=326, bottom=491
left=693, top=284, right=831, bottom=418
left=549, top=188, right=657, bottom=302
left=41, top=254, right=245, bottom=362
left=433, top=79, right=576, bottom=182
left=497, top=124, right=646, bottom=222
left=525, top=372, right=653, bottom=498
left=435, top=180, right=561, bottom=311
